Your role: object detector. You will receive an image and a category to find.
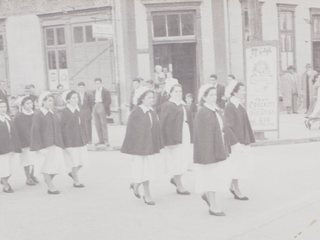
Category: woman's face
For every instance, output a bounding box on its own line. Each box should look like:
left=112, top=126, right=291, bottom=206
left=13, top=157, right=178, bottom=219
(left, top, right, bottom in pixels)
left=23, top=99, right=33, bottom=112
left=142, top=92, right=154, bottom=108
left=0, top=102, right=7, bottom=115
left=204, top=88, right=217, bottom=106
left=68, top=93, right=79, bottom=107
left=170, top=86, right=182, bottom=101
left=43, top=96, right=54, bottom=110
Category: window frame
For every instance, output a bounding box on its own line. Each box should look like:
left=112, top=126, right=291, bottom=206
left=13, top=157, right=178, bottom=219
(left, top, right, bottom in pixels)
left=277, top=4, right=297, bottom=72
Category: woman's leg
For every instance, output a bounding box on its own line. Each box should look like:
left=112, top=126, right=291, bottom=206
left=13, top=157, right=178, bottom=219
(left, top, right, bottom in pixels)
left=71, top=166, right=85, bottom=187
left=43, top=173, right=58, bottom=192
left=24, top=166, right=36, bottom=185
left=207, top=191, right=225, bottom=215
left=142, top=181, right=155, bottom=204
left=230, top=179, right=248, bottom=200
left=172, top=175, right=190, bottom=194
left=1, top=176, right=13, bottom=192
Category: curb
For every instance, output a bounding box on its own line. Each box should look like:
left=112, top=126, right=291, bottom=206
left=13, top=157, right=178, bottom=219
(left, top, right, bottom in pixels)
left=253, top=137, right=320, bottom=147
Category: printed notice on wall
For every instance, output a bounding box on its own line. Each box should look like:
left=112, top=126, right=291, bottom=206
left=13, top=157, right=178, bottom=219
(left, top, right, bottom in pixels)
left=245, top=42, right=279, bottom=132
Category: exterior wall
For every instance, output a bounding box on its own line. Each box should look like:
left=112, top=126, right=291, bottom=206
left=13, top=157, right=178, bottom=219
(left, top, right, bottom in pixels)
left=6, top=15, right=46, bottom=95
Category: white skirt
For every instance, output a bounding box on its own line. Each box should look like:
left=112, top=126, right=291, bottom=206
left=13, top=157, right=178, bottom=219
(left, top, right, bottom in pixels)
left=130, top=153, right=164, bottom=183
left=164, top=122, right=192, bottom=175
left=0, top=153, right=16, bottom=178
left=194, top=160, right=233, bottom=193
left=229, top=144, right=252, bottom=180
left=20, top=148, right=36, bottom=167
left=64, top=146, right=88, bottom=170
left=36, top=146, right=65, bottom=175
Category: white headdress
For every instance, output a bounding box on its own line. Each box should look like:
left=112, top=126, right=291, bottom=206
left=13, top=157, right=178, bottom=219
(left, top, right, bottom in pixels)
left=133, top=86, right=152, bottom=105
left=164, top=78, right=179, bottom=94
left=198, top=84, right=215, bottom=102
left=38, top=91, right=52, bottom=107
left=224, top=79, right=239, bottom=99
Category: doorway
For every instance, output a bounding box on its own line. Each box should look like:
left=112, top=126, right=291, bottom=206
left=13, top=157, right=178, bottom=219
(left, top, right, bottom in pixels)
left=153, top=42, right=197, bottom=96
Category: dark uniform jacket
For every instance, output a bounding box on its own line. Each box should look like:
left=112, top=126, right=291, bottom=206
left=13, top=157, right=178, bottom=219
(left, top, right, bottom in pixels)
left=121, top=106, right=162, bottom=156
left=14, top=112, right=33, bottom=149
left=30, top=109, right=64, bottom=151
left=0, top=89, right=10, bottom=113
left=0, top=116, right=21, bottom=155
left=216, top=84, right=226, bottom=109
left=159, top=101, right=193, bottom=146
left=193, top=106, right=230, bottom=165
left=224, top=100, right=255, bottom=146
left=93, top=88, right=112, bottom=116
left=61, top=107, right=87, bottom=148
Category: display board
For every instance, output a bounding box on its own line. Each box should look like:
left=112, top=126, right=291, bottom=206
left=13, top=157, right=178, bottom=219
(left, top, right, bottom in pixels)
left=245, top=41, right=279, bottom=132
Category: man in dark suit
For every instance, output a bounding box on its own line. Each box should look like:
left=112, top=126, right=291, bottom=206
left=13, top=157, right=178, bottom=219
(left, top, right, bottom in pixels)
left=92, top=78, right=112, bottom=147
left=208, top=74, right=226, bottom=109
left=0, top=80, right=9, bottom=113
left=77, top=82, right=93, bottom=144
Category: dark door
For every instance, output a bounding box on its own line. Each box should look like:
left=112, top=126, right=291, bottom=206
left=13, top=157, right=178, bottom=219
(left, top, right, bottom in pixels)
left=153, top=42, right=197, bottom=96
left=313, top=41, right=320, bottom=73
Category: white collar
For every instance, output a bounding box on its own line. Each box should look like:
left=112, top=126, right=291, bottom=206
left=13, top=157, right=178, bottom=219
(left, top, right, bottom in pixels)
left=40, top=107, right=54, bottom=115
left=204, top=103, right=218, bottom=112
left=67, top=104, right=80, bottom=113
left=230, top=96, right=241, bottom=108
left=22, top=109, right=34, bottom=115
left=169, top=98, right=186, bottom=106
left=96, top=87, right=103, bottom=92
left=0, top=114, right=10, bottom=122
left=139, top=104, right=152, bottom=114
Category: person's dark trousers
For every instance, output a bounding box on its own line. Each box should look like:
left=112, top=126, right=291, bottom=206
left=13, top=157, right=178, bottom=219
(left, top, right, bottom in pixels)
left=93, top=103, right=109, bottom=144
left=84, top=118, right=92, bottom=143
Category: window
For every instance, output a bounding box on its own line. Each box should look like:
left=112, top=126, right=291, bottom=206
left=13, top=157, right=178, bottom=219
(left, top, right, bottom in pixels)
left=312, top=15, right=320, bottom=39
left=74, top=26, right=84, bottom=43
left=278, top=4, right=296, bottom=72
left=85, top=25, right=95, bottom=42
left=152, top=12, right=195, bottom=38
left=58, top=50, right=67, bottom=69
left=56, top=28, right=65, bottom=45
left=0, top=35, right=4, bottom=51
left=46, top=28, right=55, bottom=46
left=45, top=27, right=66, bottom=46
left=47, top=50, right=57, bottom=70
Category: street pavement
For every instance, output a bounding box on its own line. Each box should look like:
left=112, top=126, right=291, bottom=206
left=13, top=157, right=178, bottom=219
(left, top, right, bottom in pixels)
left=1, top=142, right=320, bottom=240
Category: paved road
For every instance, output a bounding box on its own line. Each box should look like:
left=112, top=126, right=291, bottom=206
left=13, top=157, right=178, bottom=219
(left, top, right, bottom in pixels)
left=1, top=143, right=320, bottom=240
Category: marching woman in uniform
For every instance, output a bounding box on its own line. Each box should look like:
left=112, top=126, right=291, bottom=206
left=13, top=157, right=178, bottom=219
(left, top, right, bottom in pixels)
left=30, top=92, right=65, bottom=194
left=160, top=82, right=192, bottom=195
left=224, top=81, right=255, bottom=200
left=14, top=96, right=39, bottom=186
left=194, top=84, right=233, bottom=216
left=121, top=86, right=163, bottom=205
left=61, top=90, right=87, bottom=188
left=0, top=99, right=20, bottom=193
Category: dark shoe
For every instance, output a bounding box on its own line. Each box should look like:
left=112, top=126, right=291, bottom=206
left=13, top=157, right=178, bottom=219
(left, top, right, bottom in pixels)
left=68, top=172, right=74, bottom=179
left=209, top=210, right=226, bottom=216
left=230, top=189, right=249, bottom=201
left=31, top=176, right=39, bottom=184
left=129, top=183, right=141, bottom=199
left=26, top=179, right=37, bottom=186
left=143, top=196, right=155, bottom=206
left=73, top=183, right=85, bottom=188
left=47, top=190, right=60, bottom=195
left=3, top=185, right=14, bottom=193
left=201, top=194, right=210, bottom=207
left=170, top=178, right=177, bottom=187
left=176, top=189, right=190, bottom=195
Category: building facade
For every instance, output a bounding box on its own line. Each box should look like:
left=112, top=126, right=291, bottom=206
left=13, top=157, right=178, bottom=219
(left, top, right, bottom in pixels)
left=1, top=0, right=320, bottom=123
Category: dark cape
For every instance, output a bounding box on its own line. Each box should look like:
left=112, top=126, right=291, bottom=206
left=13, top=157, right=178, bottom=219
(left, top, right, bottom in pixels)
left=61, top=108, right=87, bottom=148
left=159, top=101, right=193, bottom=146
left=121, top=106, right=162, bottom=156
left=0, top=118, right=21, bottom=155
left=14, top=112, right=33, bottom=149
left=193, top=106, right=230, bottom=165
left=30, top=110, right=64, bottom=151
left=224, top=102, right=255, bottom=146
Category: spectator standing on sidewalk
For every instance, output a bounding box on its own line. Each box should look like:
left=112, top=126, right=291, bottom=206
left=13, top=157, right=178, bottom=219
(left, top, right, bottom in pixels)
left=121, top=86, right=163, bottom=205
left=280, top=66, right=300, bottom=114
left=194, top=84, right=233, bottom=216
left=129, top=77, right=142, bottom=111
left=301, top=63, right=317, bottom=112
left=24, top=84, right=38, bottom=109
left=92, top=78, right=112, bottom=147
left=54, top=84, right=66, bottom=119
left=77, top=82, right=93, bottom=144
left=224, top=81, right=255, bottom=201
